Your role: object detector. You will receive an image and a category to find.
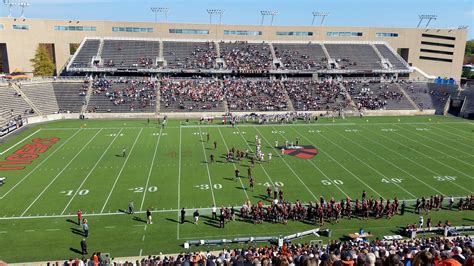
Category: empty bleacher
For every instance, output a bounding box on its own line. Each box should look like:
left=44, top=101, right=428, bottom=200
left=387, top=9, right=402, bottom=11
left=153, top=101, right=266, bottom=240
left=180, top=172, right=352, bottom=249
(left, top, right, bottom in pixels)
left=163, top=41, right=217, bottom=69
left=101, top=40, right=159, bottom=68
left=403, top=83, right=459, bottom=113
left=273, top=43, right=327, bottom=70
left=0, top=85, right=34, bottom=123
left=52, top=82, right=87, bottom=113
left=19, top=83, right=60, bottom=115
left=325, top=44, right=382, bottom=70
left=375, top=44, right=409, bottom=70
left=70, top=39, right=100, bottom=68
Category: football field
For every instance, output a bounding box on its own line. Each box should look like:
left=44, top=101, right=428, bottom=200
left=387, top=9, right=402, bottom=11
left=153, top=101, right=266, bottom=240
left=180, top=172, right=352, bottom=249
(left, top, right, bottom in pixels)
left=0, top=115, right=473, bottom=262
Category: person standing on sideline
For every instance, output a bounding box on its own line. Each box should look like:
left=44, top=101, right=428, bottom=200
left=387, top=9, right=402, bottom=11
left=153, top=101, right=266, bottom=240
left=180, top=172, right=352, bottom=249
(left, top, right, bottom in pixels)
left=128, top=201, right=134, bottom=214
left=146, top=208, right=152, bottom=224
left=206, top=133, right=210, bottom=142
left=212, top=205, right=217, bottom=220
left=219, top=211, right=225, bottom=228
left=180, top=208, right=185, bottom=224
left=193, top=209, right=200, bottom=225
left=418, top=216, right=424, bottom=229
left=401, top=201, right=406, bottom=215
left=147, top=118, right=150, bottom=125
left=77, top=210, right=83, bottom=225
left=268, top=152, right=272, bottom=162
left=82, top=219, right=89, bottom=237
left=213, top=141, right=217, bottom=150
left=80, top=238, right=87, bottom=255
left=122, top=147, right=126, bottom=158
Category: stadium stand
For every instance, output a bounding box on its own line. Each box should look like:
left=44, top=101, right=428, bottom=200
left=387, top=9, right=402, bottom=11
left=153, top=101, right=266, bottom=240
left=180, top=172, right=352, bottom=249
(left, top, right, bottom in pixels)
left=273, top=43, right=328, bottom=71
left=70, top=39, right=100, bottom=68
left=283, top=79, right=349, bottom=111
left=325, top=44, right=382, bottom=71
left=346, top=81, right=415, bottom=110
left=223, top=78, right=289, bottom=111
left=374, top=44, right=410, bottom=70
left=163, top=41, right=217, bottom=69
left=101, top=40, right=160, bottom=68
left=52, top=82, right=88, bottom=113
left=402, top=82, right=459, bottom=113
left=87, top=78, right=157, bottom=113
left=159, top=78, right=224, bottom=112
left=18, top=82, right=60, bottom=115
left=220, top=42, right=273, bottom=73
left=0, top=85, right=34, bottom=123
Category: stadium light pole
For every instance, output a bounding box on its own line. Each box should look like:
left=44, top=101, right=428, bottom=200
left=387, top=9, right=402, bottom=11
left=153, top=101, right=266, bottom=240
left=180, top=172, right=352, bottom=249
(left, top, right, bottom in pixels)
left=312, top=12, right=329, bottom=26
left=18, top=2, right=29, bottom=18
left=4, top=0, right=17, bottom=18
left=151, top=7, right=169, bottom=22
left=418, top=15, right=437, bottom=28
left=207, top=9, right=225, bottom=24
left=260, top=10, right=278, bottom=25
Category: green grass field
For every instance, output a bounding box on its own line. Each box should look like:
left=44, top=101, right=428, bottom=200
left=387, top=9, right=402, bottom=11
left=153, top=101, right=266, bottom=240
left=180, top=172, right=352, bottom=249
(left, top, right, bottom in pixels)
left=0, top=115, right=473, bottom=263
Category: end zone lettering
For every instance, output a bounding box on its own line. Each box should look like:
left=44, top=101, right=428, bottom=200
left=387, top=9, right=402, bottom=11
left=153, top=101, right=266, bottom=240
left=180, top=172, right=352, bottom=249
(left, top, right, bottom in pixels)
left=0, top=138, right=60, bottom=171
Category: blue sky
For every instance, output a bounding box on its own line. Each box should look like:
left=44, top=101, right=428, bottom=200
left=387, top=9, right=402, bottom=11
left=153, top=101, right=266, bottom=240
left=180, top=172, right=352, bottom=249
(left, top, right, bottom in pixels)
left=2, top=0, right=473, bottom=38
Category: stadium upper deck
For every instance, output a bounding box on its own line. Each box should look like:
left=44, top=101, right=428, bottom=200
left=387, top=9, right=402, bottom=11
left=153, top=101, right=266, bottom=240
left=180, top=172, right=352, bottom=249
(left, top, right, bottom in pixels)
left=0, top=18, right=467, bottom=81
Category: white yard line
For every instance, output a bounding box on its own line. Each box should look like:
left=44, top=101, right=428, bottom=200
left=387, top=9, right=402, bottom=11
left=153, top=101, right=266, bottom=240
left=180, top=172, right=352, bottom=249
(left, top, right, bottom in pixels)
left=100, top=128, right=143, bottom=213
left=140, top=128, right=163, bottom=211
left=198, top=127, right=216, bottom=206
left=234, top=127, right=276, bottom=188
left=330, top=126, right=443, bottom=195
left=177, top=126, right=182, bottom=240
left=0, top=129, right=82, bottom=200
left=0, top=129, right=41, bottom=155
left=60, top=128, right=124, bottom=215
left=20, top=129, right=102, bottom=217
left=396, top=124, right=473, bottom=163
left=216, top=127, right=249, bottom=200
left=408, top=124, right=474, bottom=152
left=254, top=127, right=318, bottom=201
left=310, top=128, right=416, bottom=198
left=272, top=126, right=349, bottom=198
left=291, top=128, right=384, bottom=199
left=367, top=125, right=473, bottom=194
left=390, top=125, right=474, bottom=180
left=434, top=124, right=474, bottom=142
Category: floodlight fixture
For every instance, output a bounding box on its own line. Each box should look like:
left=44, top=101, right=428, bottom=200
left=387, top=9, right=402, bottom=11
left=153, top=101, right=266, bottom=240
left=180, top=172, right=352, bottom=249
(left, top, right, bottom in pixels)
left=312, top=12, right=329, bottom=25
left=18, top=2, right=29, bottom=18
left=417, top=14, right=437, bottom=28
left=260, top=10, right=278, bottom=25
left=458, top=25, right=469, bottom=30
left=151, top=7, right=169, bottom=22
left=207, top=9, right=225, bottom=24
left=4, top=0, right=17, bottom=18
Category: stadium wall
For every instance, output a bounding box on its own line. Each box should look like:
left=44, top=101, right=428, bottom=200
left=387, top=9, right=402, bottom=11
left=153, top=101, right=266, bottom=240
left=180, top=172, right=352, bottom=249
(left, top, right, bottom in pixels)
left=0, top=17, right=467, bottom=81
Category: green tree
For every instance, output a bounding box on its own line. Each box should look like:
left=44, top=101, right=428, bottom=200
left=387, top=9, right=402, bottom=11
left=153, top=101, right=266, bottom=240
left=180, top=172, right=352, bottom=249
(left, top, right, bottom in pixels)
left=462, top=67, right=472, bottom=78
left=30, top=45, right=55, bottom=76
left=466, top=40, right=474, bottom=57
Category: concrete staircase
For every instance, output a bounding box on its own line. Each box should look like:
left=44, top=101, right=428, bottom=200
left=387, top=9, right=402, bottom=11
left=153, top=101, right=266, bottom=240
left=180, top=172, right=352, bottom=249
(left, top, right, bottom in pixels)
left=155, top=80, right=161, bottom=114
left=81, top=81, right=93, bottom=113
left=395, top=83, right=420, bottom=110
left=338, top=82, right=356, bottom=109
left=321, top=44, right=336, bottom=69
left=371, top=44, right=392, bottom=69
left=10, top=83, right=42, bottom=115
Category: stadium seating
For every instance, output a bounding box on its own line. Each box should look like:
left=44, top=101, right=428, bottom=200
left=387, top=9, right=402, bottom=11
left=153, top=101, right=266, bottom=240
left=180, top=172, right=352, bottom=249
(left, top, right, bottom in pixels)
left=163, top=41, right=217, bottom=69
left=402, top=83, right=458, bottom=113
left=18, top=82, right=60, bottom=115
left=0, top=85, right=33, bottom=123
left=159, top=78, right=224, bottom=112
left=70, top=39, right=100, bottom=68
left=325, top=44, right=382, bottom=70
left=52, top=82, right=88, bottom=113
left=273, top=43, right=328, bottom=71
left=87, top=78, right=157, bottom=113
left=374, top=44, right=409, bottom=70
left=283, top=79, right=349, bottom=111
left=223, top=78, right=289, bottom=111
left=220, top=42, right=273, bottom=73
left=101, top=40, right=159, bottom=68
left=347, top=82, right=414, bottom=110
